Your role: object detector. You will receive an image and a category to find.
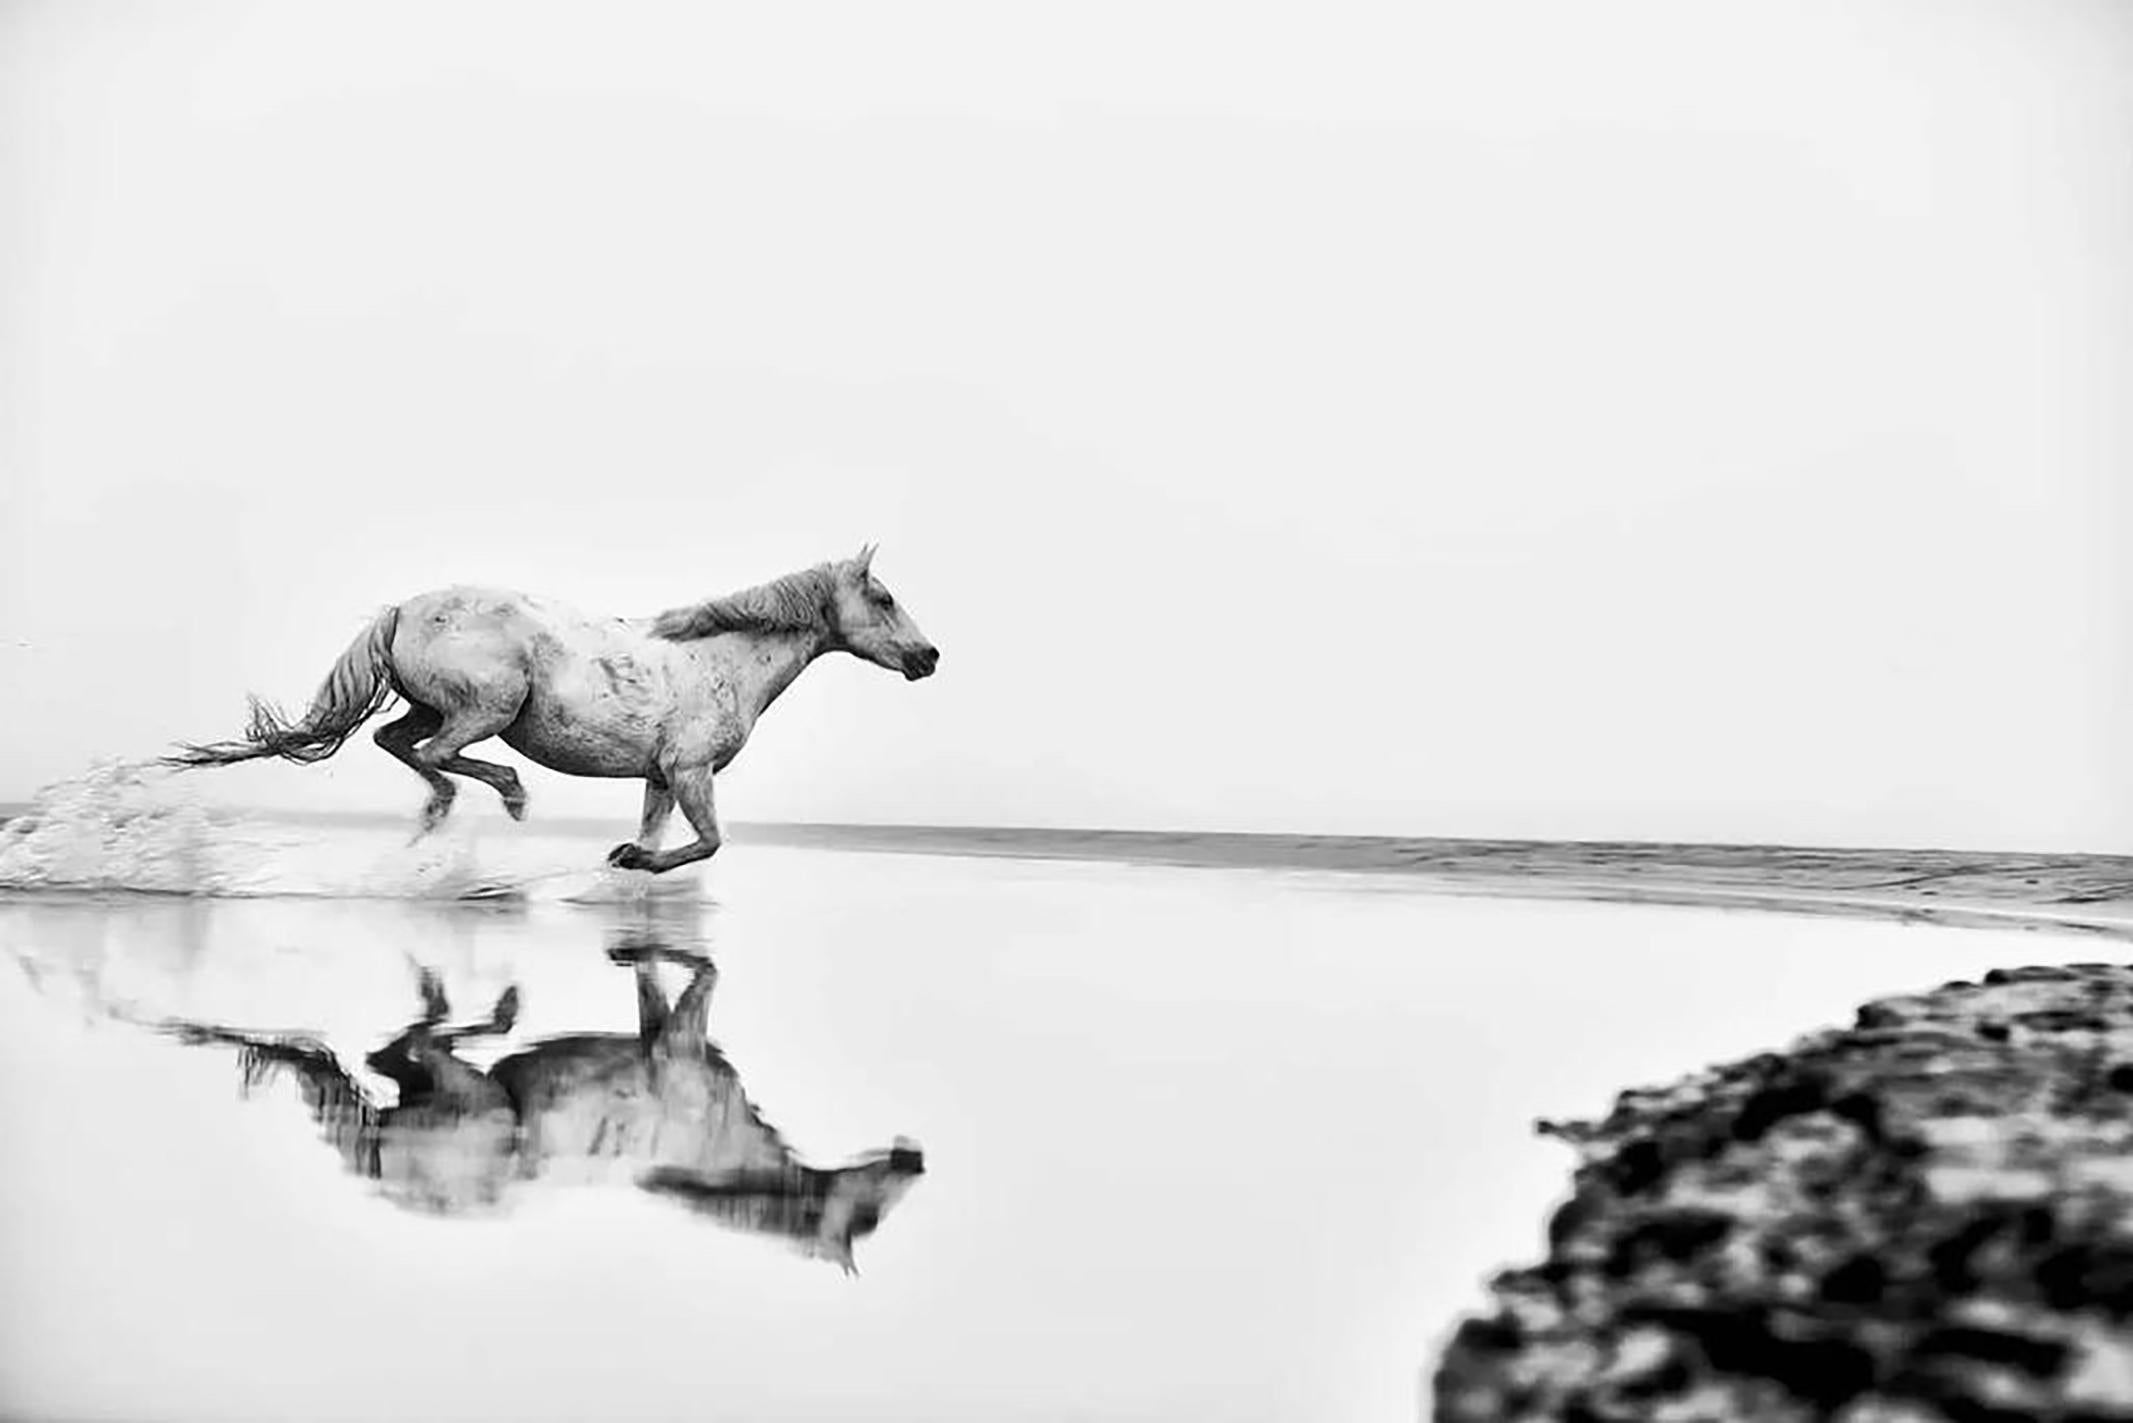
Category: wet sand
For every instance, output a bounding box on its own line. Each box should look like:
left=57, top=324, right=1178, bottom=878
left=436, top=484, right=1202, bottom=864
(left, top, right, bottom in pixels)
left=1, top=829, right=2126, bottom=1423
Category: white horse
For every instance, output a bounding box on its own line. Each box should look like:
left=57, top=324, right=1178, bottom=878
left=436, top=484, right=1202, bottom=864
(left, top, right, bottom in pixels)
left=170, top=547, right=939, bottom=872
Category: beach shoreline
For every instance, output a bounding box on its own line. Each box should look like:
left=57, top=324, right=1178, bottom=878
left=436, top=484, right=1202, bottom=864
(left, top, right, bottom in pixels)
left=7, top=802, right=2132, bottom=938
left=731, top=823, right=2133, bottom=932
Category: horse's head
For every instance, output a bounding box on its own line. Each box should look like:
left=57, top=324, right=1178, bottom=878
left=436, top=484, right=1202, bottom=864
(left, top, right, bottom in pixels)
left=635, top=1136, right=926, bottom=1274
left=803, top=1138, right=927, bottom=1275
left=826, top=546, right=940, bottom=682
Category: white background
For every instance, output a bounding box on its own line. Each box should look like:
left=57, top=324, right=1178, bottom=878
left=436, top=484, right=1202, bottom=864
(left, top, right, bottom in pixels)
left=5, top=0, right=2130, bottom=849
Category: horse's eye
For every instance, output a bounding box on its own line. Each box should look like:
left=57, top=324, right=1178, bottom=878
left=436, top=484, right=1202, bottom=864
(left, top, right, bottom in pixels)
left=875, top=591, right=895, bottom=610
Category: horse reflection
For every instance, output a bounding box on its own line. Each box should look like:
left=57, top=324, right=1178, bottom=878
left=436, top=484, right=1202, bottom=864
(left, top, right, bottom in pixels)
left=163, top=942, right=923, bottom=1272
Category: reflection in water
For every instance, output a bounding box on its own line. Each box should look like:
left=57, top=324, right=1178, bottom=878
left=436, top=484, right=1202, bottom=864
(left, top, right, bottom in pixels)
left=153, top=923, right=924, bottom=1273
left=6, top=895, right=215, bottom=1026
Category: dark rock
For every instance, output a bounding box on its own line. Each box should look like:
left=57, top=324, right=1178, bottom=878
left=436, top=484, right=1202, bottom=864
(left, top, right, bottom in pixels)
left=1433, top=964, right=2133, bottom=1422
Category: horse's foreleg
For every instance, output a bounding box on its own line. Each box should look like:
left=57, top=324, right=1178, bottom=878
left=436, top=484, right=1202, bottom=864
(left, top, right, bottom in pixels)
left=607, top=764, right=720, bottom=874
left=628, top=957, right=717, bottom=1067
left=662, top=959, right=719, bottom=1051
left=631, top=960, right=671, bottom=1043
left=606, top=778, right=675, bottom=868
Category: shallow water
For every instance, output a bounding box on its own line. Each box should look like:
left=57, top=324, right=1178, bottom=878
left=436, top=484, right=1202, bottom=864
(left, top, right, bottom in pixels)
left=0, top=823, right=2113, bottom=1423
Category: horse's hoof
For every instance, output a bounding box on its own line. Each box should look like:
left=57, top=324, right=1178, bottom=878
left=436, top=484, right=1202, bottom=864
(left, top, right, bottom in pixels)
left=502, top=791, right=528, bottom=822
left=607, top=843, right=648, bottom=871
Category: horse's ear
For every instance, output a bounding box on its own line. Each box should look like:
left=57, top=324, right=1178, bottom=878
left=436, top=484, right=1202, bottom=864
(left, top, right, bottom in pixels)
left=853, top=543, right=878, bottom=575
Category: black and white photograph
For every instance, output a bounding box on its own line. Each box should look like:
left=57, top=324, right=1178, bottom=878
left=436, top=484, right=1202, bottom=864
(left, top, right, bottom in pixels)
left=2, top=3, right=2130, bottom=1420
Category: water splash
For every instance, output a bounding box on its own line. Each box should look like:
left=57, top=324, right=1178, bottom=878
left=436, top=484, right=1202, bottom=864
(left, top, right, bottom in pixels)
left=558, top=865, right=709, bottom=907
left=0, top=760, right=237, bottom=893
left=0, top=760, right=584, bottom=899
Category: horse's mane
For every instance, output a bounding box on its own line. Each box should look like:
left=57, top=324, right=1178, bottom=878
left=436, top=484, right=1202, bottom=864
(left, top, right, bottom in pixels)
left=647, top=564, right=840, bottom=641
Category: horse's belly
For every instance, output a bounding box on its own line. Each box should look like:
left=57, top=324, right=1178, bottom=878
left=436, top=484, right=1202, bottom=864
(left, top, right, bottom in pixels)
left=507, top=647, right=669, bottom=776
left=503, top=709, right=651, bottom=777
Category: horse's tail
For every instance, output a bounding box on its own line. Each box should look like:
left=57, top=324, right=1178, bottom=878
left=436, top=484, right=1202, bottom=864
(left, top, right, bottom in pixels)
left=167, top=607, right=402, bottom=769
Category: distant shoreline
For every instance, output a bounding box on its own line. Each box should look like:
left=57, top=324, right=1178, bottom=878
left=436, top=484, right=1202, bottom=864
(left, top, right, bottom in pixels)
left=9, top=802, right=2133, bottom=937
left=740, top=823, right=2133, bottom=939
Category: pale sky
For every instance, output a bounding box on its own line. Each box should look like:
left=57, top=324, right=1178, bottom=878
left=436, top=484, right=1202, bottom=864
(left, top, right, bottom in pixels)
left=3, top=0, right=2129, bottom=849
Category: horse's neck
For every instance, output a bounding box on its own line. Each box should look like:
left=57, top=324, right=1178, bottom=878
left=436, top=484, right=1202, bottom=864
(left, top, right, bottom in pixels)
left=681, top=629, right=827, bottom=725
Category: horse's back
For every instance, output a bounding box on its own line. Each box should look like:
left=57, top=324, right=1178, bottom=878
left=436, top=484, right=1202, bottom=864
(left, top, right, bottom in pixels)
left=394, top=585, right=622, bottom=646
left=388, top=587, right=662, bottom=738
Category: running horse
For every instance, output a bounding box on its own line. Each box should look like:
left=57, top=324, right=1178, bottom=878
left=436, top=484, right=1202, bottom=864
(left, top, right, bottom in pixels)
left=167, top=548, right=940, bottom=872
left=159, top=943, right=926, bottom=1272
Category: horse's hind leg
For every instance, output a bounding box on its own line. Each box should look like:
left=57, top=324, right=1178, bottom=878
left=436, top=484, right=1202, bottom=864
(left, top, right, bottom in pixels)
left=436, top=751, right=527, bottom=822
left=375, top=706, right=519, bottom=833
left=365, top=963, right=453, bottom=1093
left=377, top=697, right=528, bottom=836
left=369, top=967, right=518, bottom=1107
left=374, top=706, right=457, bottom=831
left=414, top=706, right=528, bottom=826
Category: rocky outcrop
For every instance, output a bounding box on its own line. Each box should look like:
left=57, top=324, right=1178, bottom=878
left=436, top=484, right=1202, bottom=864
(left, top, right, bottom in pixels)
left=1434, top=964, right=2133, bottom=1422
